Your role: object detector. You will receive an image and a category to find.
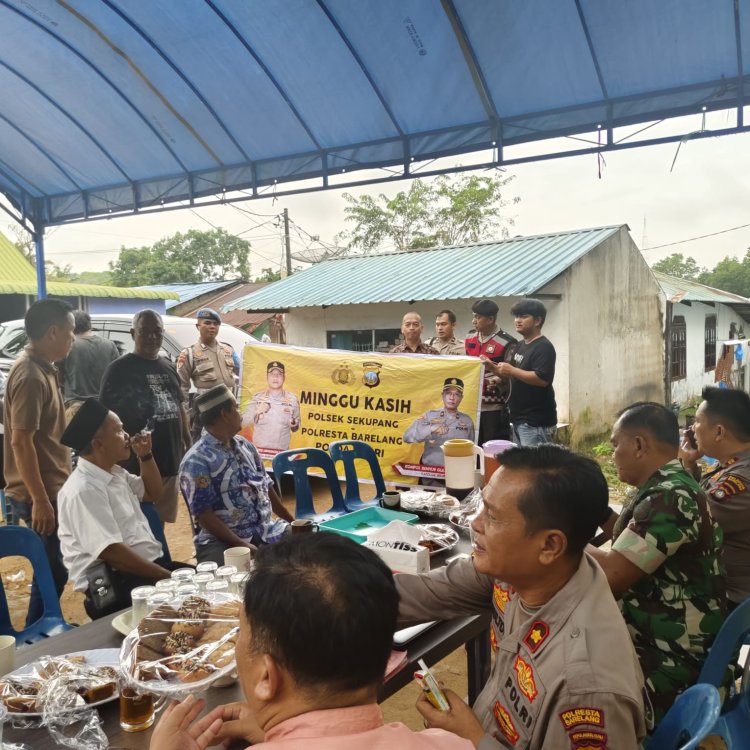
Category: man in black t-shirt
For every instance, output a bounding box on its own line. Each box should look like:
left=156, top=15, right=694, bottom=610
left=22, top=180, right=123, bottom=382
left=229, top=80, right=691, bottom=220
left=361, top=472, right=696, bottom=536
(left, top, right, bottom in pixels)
left=485, top=299, right=557, bottom=446
left=100, top=310, right=190, bottom=523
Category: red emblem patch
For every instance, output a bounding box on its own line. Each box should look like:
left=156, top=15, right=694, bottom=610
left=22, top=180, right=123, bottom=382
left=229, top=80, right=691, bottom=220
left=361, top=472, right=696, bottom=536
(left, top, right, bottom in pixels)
left=485, top=344, right=496, bottom=355
left=493, top=583, right=512, bottom=614
left=523, top=620, right=549, bottom=653
left=492, top=702, right=519, bottom=745
left=513, top=655, right=538, bottom=702
left=569, top=730, right=608, bottom=749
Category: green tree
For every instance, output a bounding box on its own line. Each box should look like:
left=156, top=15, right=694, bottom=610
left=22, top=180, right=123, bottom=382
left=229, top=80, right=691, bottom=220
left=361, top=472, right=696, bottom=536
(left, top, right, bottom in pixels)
left=699, top=249, right=750, bottom=296
left=70, top=270, right=114, bottom=286
left=109, top=229, right=250, bottom=286
left=253, top=267, right=282, bottom=283
left=650, top=253, right=704, bottom=280
left=339, top=172, right=519, bottom=253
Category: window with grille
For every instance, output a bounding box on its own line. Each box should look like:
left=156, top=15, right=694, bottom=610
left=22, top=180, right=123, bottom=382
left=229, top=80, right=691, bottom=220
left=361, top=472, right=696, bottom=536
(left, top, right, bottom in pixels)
left=704, top=315, right=717, bottom=371
left=671, top=315, right=687, bottom=380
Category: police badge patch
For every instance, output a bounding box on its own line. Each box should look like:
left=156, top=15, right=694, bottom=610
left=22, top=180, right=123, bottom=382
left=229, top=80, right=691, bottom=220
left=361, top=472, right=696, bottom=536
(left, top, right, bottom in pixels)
left=362, top=361, right=382, bottom=388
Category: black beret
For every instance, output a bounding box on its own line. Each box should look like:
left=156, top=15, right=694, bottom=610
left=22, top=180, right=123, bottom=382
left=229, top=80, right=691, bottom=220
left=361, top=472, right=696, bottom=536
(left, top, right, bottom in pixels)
left=472, top=299, right=499, bottom=317
left=60, top=398, right=110, bottom=452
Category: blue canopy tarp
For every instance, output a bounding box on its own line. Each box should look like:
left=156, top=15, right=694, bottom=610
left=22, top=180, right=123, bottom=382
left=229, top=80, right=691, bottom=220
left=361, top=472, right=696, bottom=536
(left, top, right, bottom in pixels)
left=1, top=0, right=749, bottom=229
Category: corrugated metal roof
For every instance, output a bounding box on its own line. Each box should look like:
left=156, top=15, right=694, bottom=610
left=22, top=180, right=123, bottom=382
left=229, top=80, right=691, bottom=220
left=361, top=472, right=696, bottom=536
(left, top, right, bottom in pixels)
left=653, top=271, right=750, bottom=305
left=139, top=280, right=237, bottom=309
left=223, top=226, right=623, bottom=311
left=0, top=232, right=178, bottom=300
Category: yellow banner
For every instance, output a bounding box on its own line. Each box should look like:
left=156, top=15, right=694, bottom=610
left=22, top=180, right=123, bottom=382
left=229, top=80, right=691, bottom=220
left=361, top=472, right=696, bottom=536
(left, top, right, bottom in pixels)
left=238, top=342, right=483, bottom=485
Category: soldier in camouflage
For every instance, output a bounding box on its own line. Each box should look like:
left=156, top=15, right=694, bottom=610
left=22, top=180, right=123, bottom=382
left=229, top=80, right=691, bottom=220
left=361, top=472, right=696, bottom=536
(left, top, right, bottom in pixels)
left=589, top=401, right=726, bottom=726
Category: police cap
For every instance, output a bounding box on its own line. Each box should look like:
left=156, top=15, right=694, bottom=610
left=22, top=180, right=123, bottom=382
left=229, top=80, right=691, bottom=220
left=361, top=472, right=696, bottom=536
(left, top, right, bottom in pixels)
left=443, top=377, right=464, bottom=393
left=267, top=361, right=285, bottom=374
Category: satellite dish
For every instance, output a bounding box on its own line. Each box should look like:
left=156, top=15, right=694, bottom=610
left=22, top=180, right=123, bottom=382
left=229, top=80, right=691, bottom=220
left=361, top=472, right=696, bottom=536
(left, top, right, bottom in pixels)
left=290, top=242, right=348, bottom=263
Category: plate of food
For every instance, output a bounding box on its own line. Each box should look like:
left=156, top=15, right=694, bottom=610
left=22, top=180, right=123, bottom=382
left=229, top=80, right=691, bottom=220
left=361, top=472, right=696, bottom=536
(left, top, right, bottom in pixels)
left=0, top=649, right=120, bottom=717
left=120, top=594, right=241, bottom=696
left=417, top=524, right=460, bottom=556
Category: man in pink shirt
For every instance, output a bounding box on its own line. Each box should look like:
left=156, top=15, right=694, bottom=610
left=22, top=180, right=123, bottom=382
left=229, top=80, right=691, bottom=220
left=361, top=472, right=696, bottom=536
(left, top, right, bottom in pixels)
left=150, top=533, right=472, bottom=750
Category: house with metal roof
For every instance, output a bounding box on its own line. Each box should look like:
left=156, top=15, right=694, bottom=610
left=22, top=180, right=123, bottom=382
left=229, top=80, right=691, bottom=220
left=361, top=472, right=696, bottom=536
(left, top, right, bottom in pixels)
left=225, top=224, right=666, bottom=442
left=654, top=271, right=750, bottom=406
left=0, top=232, right=178, bottom=321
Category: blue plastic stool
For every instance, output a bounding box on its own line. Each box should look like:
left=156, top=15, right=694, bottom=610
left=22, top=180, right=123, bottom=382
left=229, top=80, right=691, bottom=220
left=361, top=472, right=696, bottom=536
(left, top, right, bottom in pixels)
left=646, top=683, right=721, bottom=750
left=329, top=440, right=386, bottom=512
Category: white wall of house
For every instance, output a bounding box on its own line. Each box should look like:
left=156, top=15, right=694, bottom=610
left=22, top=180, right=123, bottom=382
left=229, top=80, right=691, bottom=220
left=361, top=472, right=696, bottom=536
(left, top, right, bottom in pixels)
left=563, top=227, right=664, bottom=441
left=284, top=228, right=667, bottom=443
left=669, top=300, right=744, bottom=405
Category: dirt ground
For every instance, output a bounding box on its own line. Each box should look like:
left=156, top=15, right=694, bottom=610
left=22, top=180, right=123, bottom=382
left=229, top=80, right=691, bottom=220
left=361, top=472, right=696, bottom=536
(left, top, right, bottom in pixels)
left=0, top=478, right=467, bottom=730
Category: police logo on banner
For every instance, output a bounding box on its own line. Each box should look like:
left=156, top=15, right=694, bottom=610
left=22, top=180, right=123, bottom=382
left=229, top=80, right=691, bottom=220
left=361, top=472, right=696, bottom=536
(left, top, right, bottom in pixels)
left=362, top=361, right=382, bottom=388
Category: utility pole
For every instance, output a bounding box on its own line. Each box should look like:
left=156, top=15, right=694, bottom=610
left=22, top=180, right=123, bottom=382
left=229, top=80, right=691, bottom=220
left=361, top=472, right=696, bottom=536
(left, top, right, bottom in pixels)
left=283, top=208, right=292, bottom=277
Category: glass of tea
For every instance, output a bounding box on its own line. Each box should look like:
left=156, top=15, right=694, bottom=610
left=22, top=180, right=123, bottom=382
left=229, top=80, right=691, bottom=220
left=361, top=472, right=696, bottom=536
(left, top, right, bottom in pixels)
left=119, top=686, right=165, bottom=732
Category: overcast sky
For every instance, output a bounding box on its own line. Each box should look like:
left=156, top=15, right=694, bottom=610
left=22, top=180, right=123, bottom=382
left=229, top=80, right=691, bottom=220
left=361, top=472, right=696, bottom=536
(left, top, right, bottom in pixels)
left=17, top=111, right=750, bottom=277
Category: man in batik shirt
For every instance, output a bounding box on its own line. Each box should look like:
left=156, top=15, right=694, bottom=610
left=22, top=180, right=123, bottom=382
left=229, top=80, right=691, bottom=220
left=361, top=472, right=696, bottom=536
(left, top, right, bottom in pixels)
left=589, top=401, right=726, bottom=725
left=180, top=385, right=293, bottom=565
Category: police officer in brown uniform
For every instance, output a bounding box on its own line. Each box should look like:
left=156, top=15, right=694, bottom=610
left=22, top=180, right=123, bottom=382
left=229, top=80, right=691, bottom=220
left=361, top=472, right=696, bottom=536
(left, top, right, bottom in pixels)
left=177, top=308, right=239, bottom=441
left=681, top=385, right=750, bottom=609
left=242, top=361, right=301, bottom=452
left=396, top=445, right=646, bottom=749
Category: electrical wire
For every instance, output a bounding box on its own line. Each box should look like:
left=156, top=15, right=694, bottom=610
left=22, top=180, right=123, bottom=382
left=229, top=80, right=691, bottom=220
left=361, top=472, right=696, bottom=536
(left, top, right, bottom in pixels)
left=642, top=222, right=750, bottom=252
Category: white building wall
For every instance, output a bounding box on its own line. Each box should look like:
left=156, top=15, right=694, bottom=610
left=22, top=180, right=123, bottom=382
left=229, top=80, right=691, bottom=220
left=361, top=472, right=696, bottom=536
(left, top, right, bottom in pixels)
left=564, top=227, right=664, bottom=442
left=669, top=301, right=743, bottom=405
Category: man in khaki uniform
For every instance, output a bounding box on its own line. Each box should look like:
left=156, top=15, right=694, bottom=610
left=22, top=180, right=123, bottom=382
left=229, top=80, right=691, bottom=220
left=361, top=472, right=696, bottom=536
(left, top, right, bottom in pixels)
left=176, top=308, right=239, bottom=441
left=390, top=312, right=439, bottom=355
left=681, top=385, right=750, bottom=609
left=427, top=310, right=465, bottom=356
left=396, top=445, right=646, bottom=750
left=4, top=299, right=75, bottom=625
left=242, top=361, right=300, bottom=452
left=404, top=378, right=475, bottom=468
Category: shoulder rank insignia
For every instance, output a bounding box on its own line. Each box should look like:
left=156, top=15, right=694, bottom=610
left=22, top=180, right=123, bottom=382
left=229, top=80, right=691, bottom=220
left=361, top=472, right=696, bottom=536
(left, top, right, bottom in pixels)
left=513, top=655, right=538, bottom=702
left=523, top=620, right=549, bottom=653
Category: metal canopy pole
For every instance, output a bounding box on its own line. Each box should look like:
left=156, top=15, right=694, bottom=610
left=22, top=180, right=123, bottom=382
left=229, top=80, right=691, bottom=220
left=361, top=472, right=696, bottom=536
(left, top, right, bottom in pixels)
left=32, top=221, right=47, bottom=299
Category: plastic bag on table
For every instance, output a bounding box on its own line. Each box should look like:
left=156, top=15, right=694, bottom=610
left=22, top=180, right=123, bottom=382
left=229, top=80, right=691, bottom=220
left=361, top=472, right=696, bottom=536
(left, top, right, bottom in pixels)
left=42, top=695, right=107, bottom=750
left=398, top=489, right=462, bottom=518
left=448, top=487, right=483, bottom=531
left=120, top=593, right=241, bottom=698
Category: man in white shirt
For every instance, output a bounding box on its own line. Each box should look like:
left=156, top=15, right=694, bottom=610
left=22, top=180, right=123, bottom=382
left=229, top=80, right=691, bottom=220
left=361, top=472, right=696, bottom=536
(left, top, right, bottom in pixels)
left=57, top=398, right=183, bottom=619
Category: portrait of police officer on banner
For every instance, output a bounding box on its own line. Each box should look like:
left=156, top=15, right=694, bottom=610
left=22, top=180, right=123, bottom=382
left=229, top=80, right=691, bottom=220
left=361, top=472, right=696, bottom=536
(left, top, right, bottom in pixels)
left=242, top=361, right=301, bottom=452
left=404, top=378, right=475, bottom=473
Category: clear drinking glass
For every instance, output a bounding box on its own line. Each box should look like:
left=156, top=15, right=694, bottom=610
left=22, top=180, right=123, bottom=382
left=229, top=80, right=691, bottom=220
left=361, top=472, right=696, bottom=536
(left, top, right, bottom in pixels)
left=131, top=585, right=156, bottom=625
left=193, top=572, right=215, bottom=592
left=155, top=579, right=178, bottom=594
left=170, top=568, right=195, bottom=583
left=196, top=561, right=218, bottom=575
left=145, top=592, right=172, bottom=614
left=216, top=565, right=237, bottom=582
left=176, top=583, right=200, bottom=597
left=205, top=579, right=229, bottom=594
left=229, top=572, right=249, bottom=598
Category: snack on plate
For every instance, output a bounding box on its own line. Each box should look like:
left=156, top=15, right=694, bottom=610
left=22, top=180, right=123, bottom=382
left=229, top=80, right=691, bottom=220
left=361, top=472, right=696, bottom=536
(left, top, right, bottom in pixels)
left=121, top=593, right=241, bottom=695
left=417, top=524, right=460, bottom=555
left=0, top=654, right=119, bottom=715
left=399, top=490, right=461, bottom=518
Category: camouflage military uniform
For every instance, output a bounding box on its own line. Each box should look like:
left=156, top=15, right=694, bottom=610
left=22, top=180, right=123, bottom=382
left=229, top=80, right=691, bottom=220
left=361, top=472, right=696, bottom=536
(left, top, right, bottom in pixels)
left=611, top=459, right=726, bottom=722
left=403, top=408, right=475, bottom=466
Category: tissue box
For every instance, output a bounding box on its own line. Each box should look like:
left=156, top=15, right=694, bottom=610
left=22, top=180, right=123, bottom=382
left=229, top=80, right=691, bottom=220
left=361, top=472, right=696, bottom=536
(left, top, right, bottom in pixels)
left=363, top=538, right=430, bottom=575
